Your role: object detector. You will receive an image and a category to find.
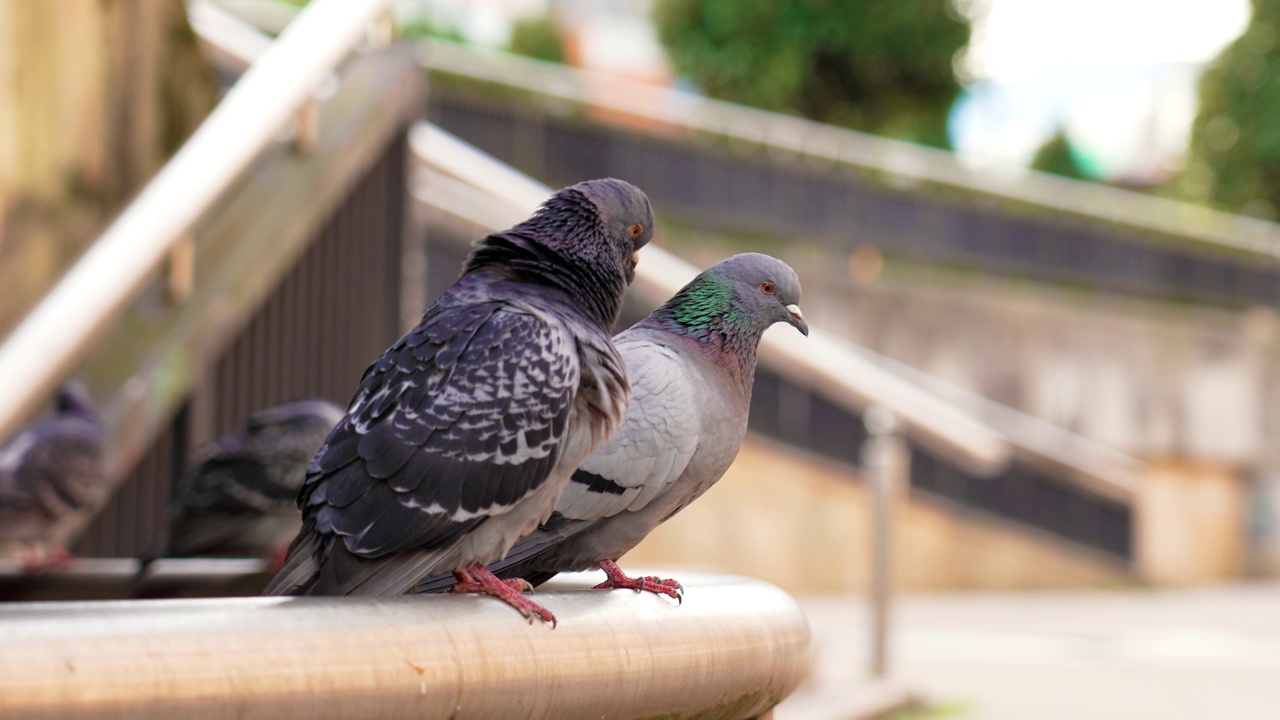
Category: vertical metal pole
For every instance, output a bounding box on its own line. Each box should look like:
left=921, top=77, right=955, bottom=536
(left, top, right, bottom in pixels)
left=862, top=405, right=907, bottom=678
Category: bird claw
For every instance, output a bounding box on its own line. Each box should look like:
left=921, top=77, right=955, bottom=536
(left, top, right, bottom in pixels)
left=19, top=545, right=73, bottom=574
left=266, top=545, right=291, bottom=574
left=593, top=575, right=683, bottom=601
left=593, top=560, right=683, bottom=603
left=451, top=565, right=556, bottom=627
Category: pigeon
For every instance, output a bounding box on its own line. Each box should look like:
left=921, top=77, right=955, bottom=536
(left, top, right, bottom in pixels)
left=262, top=178, right=653, bottom=625
left=0, top=382, right=108, bottom=572
left=167, top=399, right=343, bottom=566
left=414, top=253, right=807, bottom=598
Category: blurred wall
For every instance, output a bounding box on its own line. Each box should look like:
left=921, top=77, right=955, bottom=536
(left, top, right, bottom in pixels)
left=0, top=0, right=215, bottom=339
left=625, top=436, right=1131, bottom=593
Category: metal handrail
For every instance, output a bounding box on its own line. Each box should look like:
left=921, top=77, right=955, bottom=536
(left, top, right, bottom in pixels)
left=848, top=340, right=1142, bottom=501
left=417, top=38, right=1280, bottom=262
left=0, top=572, right=810, bottom=720
left=411, top=123, right=1151, bottom=500
left=0, top=0, right=392, bottom=442
left=411, top=123, right=1016, bottom=478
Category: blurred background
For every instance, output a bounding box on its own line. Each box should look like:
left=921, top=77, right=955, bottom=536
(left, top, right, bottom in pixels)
left=3, top=0, right=1280, bottom=717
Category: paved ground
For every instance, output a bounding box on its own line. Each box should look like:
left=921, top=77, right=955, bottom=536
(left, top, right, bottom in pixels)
left=775, top=583, right=1280, bottom=720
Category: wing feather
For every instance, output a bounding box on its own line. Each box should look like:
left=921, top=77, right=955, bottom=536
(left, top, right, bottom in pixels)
left=287, top=299, right=581, bottom=593
left=554, top=341, right=700, bottom=522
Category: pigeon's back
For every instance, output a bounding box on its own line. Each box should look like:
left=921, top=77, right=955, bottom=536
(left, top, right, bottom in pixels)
left=263, top=179, right=653, bottom=602
left=168, top=399, right=341, bottom=559
left=0, top=411, right=107, bottom=549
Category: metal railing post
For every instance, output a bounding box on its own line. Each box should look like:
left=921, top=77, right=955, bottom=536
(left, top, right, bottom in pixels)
left=862, top=405, right=908, bottom=678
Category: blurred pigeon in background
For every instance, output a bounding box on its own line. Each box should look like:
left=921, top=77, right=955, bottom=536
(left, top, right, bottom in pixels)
left=0, top=382, right=108, bottom=572
left=167, top=399, right=343, bottom=567
left=263, top=178, right=653, bottom=625
left=415, top=253, right=807, bottom=598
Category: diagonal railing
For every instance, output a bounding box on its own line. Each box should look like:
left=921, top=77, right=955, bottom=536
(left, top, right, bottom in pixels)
left=418, top=37, right=1280, bottom=266
left=0, top=0, right=393, bottom=444
left=412, top=123, right=1150, bottom=500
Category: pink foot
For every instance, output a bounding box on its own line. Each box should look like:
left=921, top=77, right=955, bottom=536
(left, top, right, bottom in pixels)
left=450, top=564, right=556, bottom=627
left=593, top=559, right=683, bottom=603
left=266, top=545, right=290, bottom=573
left=20, top=545, right=73, bottom=574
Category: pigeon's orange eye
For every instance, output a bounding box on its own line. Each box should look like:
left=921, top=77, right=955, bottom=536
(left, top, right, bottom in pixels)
left=629, top=224, right=644, bottom=239
left=760, top=282, right=775, bottom=295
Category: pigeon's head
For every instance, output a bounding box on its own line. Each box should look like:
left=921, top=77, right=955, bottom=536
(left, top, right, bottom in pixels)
left=468, top=178, right=654, bottom=328
left=574, top=178, right=654, bottom=285
left=710, top=253, right=808, bottom=337
left=246, top=399, right=344, bottom=436
left=55, top=381, right=98, bottom=420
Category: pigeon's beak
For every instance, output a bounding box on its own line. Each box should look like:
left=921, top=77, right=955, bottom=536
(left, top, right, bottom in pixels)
left=624, top=251, right=640, bottom=284
left=786, top=304, right=809, bottom=336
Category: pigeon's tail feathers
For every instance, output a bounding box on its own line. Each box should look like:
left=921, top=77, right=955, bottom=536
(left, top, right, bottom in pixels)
left=261, top=529, right=322, bottom=596
left=310, top=539, right=457, bottom=596
left=414, top=518, right=578, bottom=594
left=521, top=570, right=560, bottom=589
left=413, top=536, right=554, bottom=594
left=413, top=570, right=458, bottom=594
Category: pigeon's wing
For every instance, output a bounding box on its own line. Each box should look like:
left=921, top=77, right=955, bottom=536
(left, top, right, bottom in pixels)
left=414, top=338, right=699, bottom=594
left=0, top=419, right=105, bottom=545
left=175, top=437, right=274, bottom=515
left=167, top=440, right=277, bottom=557
left=552, top=338, right=700, bottom=522
left=0, top=432, right=46, bottom=540
left=171, top=404, right=337, bottom=559
left=12, top=419, right=105, bottom=518
left=297, top=299, right=579, bottom=594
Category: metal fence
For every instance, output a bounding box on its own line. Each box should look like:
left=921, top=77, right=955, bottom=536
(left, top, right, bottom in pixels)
left=425, top=88, right=1280, bottom=311
left=419, top=215, right=1133, bottom=561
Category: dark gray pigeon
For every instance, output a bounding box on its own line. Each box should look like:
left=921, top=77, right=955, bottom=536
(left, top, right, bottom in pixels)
left=415, top=253, right=806, bottom=598
left=263, top=178, right=653, bottom=625
left=167, top=399, right=343, bottom=566
left=0, top=383, right=108, bottom=571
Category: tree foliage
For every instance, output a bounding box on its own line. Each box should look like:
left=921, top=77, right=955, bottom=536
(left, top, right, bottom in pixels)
left=1174, top=0, right=1280, bottom=218
left=1031, top=129, right=1091, bottom=180
left=653, top=0, right=970, bottom=148
left=508, top=12, right=566, bottom=64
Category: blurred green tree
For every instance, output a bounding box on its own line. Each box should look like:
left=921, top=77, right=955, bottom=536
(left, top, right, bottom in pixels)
left=1031, top=129, right=1091, bottom=180
left=508, top=12, right=566, bottom=63
left=1174, top=0, right=1280, bottom=218
left=653, top=0, right=970, bottom=148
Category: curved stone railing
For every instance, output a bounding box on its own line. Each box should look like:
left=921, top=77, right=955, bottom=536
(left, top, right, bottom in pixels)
left=0, top=571, right=809, bottom=720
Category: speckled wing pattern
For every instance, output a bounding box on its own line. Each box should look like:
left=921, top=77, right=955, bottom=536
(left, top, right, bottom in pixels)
left=302, top=298, right=579, bottom=564
left=412, top=334, right=700, bottom=591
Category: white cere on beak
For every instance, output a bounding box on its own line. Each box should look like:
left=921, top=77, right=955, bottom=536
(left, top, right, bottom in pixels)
left=786, top=304, right=803, bottom=320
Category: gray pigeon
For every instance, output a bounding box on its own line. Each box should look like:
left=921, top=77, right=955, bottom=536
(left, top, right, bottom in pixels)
left=415, top=253, right=806, bottom=598
left=262, top=178, right=653, bottom=625
left=167, top=399, right=343, bottom=566
left=0, top=383, right=108, bottom=571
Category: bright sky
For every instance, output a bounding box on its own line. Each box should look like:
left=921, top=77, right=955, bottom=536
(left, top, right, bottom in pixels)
left=966, top=0, right=1251, bottom=83
left=411, top=0, right=1256, bottom=177
left=953, top=0, right=1253, bottom=176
